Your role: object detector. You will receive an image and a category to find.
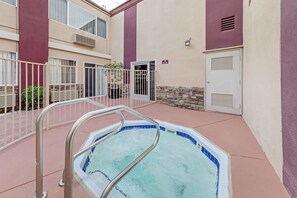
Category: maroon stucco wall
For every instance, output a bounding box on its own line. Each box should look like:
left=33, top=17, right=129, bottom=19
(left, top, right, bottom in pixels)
left=206, top=0, right=243, bottom=50
left=124, top=5, right=137, bottom=69
left=281, top=0, right=297, bottom=196
left=19, top=0, right=48, bottom=88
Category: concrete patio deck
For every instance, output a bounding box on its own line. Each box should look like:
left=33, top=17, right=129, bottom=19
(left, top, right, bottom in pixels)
left=0, top=103, right=290, bottom=198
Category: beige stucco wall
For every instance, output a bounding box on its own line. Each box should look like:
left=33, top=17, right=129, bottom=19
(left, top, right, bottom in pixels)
left=137, top=0, right=205, bottom=87
left=49, top=20, right=110, bottom=55
left=110, top=12, right=124, bottom=63
left=243, top=0, right=282, bottom=178
left=0, top=38, right=17, bottom=53
left=0, top=1, right=18, bottom=33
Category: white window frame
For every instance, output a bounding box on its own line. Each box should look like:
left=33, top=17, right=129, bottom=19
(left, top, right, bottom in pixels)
left=48, top=57, right=78, bottom=85
left=0, top=50, right=18, bottom=86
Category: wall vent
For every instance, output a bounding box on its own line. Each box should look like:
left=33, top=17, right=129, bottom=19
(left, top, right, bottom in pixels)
left=221, top=16, right=235, bottom=31
left=74, top=34, right=96, bottom=47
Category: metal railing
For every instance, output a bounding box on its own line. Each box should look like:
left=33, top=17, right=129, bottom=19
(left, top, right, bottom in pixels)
left=0, top=58, right=46, bottom=150
left=0, top=57, right=156, bottom=151
left=64, top=105, right=160, bottom=198
left=34, top=98, right=125, bottom=198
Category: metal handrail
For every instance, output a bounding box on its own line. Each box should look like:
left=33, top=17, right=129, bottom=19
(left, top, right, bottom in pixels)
left=64, top=105, right=160, bottom=198
left=34, top=98, right=125, bottom=198
left=58, top=117, right=125, bottom=187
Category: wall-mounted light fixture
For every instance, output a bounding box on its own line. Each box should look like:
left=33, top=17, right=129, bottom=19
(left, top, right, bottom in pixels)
left=185, top=37, right=191, bottom=47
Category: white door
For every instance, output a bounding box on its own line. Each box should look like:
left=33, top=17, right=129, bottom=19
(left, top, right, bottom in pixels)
left=131, top=61, right=150, bottom=101
left=205, top=49, right=242, bottom=115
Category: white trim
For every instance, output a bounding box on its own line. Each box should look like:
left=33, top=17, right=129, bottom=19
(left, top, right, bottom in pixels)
left=203, top=46, right=243, bottom=54
left=83, top=60, right=104, bottom=67
left=0, top=30, right=19, bottom=41
left=66, top=0, right=70, bottom=25
left=48, top=41, right=111, bottom=59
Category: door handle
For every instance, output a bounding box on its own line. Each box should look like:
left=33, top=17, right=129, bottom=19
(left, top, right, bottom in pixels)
left=206, top=81, right=210, bottom=84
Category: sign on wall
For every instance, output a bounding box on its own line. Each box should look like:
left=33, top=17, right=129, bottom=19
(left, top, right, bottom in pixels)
left=162, top=60, right=169, bottom=64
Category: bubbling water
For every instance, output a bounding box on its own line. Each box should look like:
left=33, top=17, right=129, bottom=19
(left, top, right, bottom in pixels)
left=85, top=128, right=218, bottom=198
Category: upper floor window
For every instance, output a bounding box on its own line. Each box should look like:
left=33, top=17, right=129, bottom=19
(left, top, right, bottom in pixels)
left=0, top=0, right=17, bottom=6
left=97, top=18, right=106, bottom=38
left=0, top=51, right=17, bottom=85
left=69, top=2, right=96, bottom=34
left=49, top=0, right=107, bottom=38
left=49, top=0, right=67, bottom=24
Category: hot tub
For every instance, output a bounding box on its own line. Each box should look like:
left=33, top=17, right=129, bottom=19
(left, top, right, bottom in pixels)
left=74, top=120, right=231, bottom=198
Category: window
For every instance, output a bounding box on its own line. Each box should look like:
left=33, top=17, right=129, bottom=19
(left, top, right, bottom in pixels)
left=97, top=18, right=106, bottom=38
left=69, top=2, right=96, bottom=34
left=49, top=0, right=107, bottom=38
left=0, top=0, right=16, bottom=6
left=0, top=51, right=17, bottom=85
left=48, top=58, right=76, bottom=84
left=49, top=0, right=67, bottom=24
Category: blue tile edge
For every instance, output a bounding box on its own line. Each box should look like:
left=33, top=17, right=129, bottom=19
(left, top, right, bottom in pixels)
left=202, top=146, right=220, bottom=198
left=176, top=131, right=197, bottom=145
left=118, top=125, right=166, bottom=132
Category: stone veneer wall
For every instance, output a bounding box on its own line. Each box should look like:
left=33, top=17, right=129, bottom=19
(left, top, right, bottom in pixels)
left=49, top=84, right=84, bottom=102
left=156, top=86, right=204, bottom=111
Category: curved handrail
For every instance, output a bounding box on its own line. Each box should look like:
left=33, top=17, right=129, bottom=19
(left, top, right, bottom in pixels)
left=64, top=105, right=160, bottom=198
left=35, top=98, right=125, bottom=198
left=58, top=118, right=125, bottom=187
